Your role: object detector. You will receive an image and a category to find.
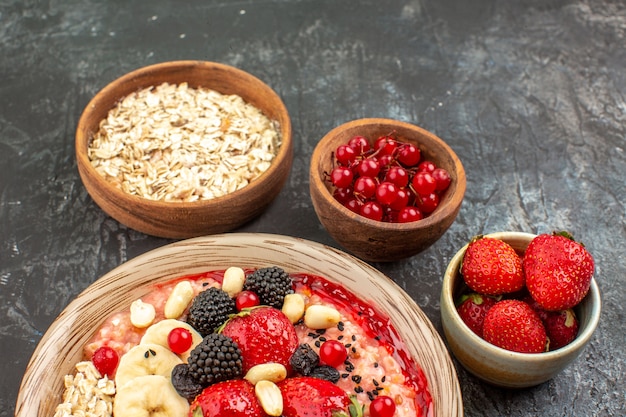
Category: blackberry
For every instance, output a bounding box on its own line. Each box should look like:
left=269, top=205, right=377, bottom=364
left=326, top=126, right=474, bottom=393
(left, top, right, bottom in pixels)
left=171, top=363, right=204, bottom=401
left=243, top=266, right=294, bottom=308
left=187, top=333, right=243, bottom=387
left=187, top=287, right=236, bottom=336
left=290, top=343, right=319, bottom=376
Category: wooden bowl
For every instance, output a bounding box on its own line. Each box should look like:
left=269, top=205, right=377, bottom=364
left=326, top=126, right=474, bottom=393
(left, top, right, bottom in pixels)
left=76, top=61, right=293, bottom=239
left=309, top=118, right=466, bottom=262
left=440, top=231, right=601, bottom=388
left=16, top=233, right=462, bottom=416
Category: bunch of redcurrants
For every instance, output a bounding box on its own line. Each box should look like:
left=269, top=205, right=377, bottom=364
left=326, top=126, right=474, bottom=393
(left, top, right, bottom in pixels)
left=327, top=132, right=451, bottom=223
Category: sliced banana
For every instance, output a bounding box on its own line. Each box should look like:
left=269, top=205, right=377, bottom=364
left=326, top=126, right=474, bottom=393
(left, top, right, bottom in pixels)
left=115, top=343, right=183, bottom=390
left=164, top=280, right=194, bottom=319
left=114, top=374, right=189, bottom=417
left=130, top=299, right=156, bottom=328
left=140, top=319, right=203, bottom=361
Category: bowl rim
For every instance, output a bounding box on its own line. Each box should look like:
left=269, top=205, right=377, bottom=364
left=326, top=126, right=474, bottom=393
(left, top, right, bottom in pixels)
left=16, top=232, right=463, bottom=417
left=441, top=231, right=602, bottom=360
left=75, top=60, right=293, bottom=209
left=310, top=117, right=466, bottom=230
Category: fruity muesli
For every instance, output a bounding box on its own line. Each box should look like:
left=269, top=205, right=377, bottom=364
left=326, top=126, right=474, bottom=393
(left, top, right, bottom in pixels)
left=54, top=267, right=433, bottom=417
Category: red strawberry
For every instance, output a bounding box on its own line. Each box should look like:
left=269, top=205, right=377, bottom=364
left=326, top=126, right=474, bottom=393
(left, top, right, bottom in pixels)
left=544, top=309, right=579, bottom=350
left=523, top=231, right=594, bottom=311
left=278, top=376, right=351, bottom=417
left=522, top=295, right=579, bottom=350
left=521, top=294, right=550, bottom=322
left=221, top=306, right=299, bottom=373
left=456, top=293, right=498, bottom=337
left=460, top=236, right=524, bottom=295
left=482, top=299, right=547, bottom=353
left=189, top=379, right=267, bottom=417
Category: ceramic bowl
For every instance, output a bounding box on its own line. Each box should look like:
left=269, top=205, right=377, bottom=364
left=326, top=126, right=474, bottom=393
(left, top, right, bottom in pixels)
left=16, top=233, right=462, bottom=417
left=440, top=231, right=601, bottom=388
left=76, top=61, right=293, bottom=239
left=309, top=118, right=466, bottom=262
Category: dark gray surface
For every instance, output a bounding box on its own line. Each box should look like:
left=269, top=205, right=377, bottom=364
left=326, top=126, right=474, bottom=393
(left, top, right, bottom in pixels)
left=1, top=1, right=624, bottom=416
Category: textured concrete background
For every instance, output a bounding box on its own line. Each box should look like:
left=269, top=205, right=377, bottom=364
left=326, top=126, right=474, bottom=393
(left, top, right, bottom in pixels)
left=1, top=1, right=624, bottom=416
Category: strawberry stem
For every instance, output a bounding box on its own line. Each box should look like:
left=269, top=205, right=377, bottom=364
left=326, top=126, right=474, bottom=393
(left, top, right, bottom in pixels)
left=216, top=305, right=270, bottom=333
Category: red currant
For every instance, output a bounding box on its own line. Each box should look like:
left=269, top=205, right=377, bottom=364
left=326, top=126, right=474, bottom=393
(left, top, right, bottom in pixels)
left=374, top=135, right=398, bottom=156
left=416, top=192, right=440, bottom=214
left=347, top=135, right=371, bottom=154
left=385, top=166, right=409, bottom=187
left=356, top=158, right=381, bottom=178
left=335, top=144, right=357, bottom=166
left=319, top=340, right=348, bottom=368
left=398, top=206, right=423, bottom=222
left=330, top=167, right=353, bottom=188
left=417, top=160, right=436, bottom=173
left=333, top=187, right=354, bottom=204
left=369, top=395, right=396, bottom=417
left=432, top=167, right=451, bottom=191
left=168, top=327, right=193, bottom=354
left=360, top=201, right=383, bottom=221
left=411, top=171, right=437, bottom=195
left=375, top=182, right=398, bottom=206
left=383, top=206, right=398, bottom=222
left=235, top=290, right=260, bottom=310
left=329, top=134, right=445, bottom=224
left=344, top=198, right=361, bottom=213
left=92, top=346, right=119, bottom=378
left=397, top=143, right=421, bottom=167
left=378, top=154, right=394, bottom=168
left=353, top=176, right=377, bottom=199
left=389, top=188, right=410, bottom=210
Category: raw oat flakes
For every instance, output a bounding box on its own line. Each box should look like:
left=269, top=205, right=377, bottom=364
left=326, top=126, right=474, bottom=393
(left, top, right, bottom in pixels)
left=53, top=361, right=115, bottom=417
left=88, top=82, right=281, bottom=202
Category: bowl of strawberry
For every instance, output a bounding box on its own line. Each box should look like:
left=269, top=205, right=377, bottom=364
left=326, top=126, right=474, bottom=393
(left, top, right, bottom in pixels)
left=440, top=231, right=601, bottom=388
left=309, top=118, right=466, bottom=262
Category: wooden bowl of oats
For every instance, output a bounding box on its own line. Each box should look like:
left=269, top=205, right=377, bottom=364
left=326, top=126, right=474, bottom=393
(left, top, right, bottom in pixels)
left=76, top=61, right=293, bottom=239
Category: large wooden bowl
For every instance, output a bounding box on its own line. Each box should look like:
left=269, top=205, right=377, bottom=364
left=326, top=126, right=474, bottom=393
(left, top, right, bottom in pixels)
left=76, top=61, right=293, bottom=239
left=15, top=234, right=463, bottom=416
left=310, top=118, right=466, bottom=262
left=441, top=231, right=601, bottom=388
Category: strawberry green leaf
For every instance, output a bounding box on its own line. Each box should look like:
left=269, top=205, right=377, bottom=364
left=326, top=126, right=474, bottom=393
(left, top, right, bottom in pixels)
left=552, top=230, right=574, bottom=240
left=346, top=395, right=365, bottom=417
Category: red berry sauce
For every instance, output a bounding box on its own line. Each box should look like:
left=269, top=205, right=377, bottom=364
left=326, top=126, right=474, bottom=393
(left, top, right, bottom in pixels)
left=292, top=273, right=433, bottom=417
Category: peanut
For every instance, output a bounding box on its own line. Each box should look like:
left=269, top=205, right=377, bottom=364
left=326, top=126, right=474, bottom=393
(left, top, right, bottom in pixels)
left=244, top=363, right=287, bottom=385
left=164, top=281, right=194, bottom=319
left=303, top=304, right=341, bottom=329
left=222, top=267, right=246, bottom=297
left=281, top=293, right=305, bottom=323
left=254, top=380, right=283, bottom=416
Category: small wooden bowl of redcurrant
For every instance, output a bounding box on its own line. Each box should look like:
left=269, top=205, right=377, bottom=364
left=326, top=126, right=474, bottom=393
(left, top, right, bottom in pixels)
left=309, top=118, right=466, bottom=262
left=440, top=231, right=601, bottom=388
